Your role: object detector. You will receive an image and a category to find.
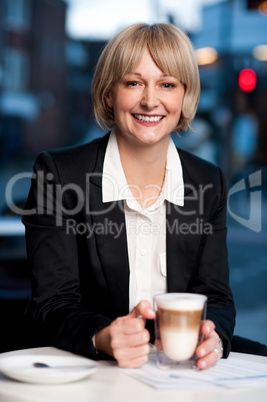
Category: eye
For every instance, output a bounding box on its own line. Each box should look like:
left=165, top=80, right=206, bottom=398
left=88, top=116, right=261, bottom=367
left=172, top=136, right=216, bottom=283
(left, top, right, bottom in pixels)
left=126, top=81, right=139, bottom=87
left=161, top=82, right=175, bottom=89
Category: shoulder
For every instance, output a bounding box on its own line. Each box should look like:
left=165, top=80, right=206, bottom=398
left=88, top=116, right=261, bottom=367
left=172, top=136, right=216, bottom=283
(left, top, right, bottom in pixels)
left=177, top=147, right=226, bottom=193
left=34, top=133, right=110, bottom=178
left=45, top=133, right=109, bottom=168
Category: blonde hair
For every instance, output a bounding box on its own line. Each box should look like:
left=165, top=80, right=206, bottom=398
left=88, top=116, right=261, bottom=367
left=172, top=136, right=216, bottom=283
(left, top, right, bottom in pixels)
left=92, top=23, right=200, bottom=132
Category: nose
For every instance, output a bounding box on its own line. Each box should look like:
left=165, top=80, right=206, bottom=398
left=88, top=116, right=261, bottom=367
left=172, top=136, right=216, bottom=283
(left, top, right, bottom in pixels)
left=140, top=85, right=159, bottom=109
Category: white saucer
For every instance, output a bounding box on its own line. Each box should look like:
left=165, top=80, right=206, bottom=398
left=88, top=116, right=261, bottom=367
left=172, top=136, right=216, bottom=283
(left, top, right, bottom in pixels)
left=0, top=353, right=97, bottom=384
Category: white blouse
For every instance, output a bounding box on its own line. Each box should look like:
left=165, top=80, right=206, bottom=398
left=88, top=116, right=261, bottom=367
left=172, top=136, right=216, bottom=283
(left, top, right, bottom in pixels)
left=102, top=129, right=184, bottom=311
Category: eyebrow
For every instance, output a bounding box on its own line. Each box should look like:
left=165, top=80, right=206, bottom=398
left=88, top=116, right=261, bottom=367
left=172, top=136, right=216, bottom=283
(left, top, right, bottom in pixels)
left=125, top=72, right=176, bottom=79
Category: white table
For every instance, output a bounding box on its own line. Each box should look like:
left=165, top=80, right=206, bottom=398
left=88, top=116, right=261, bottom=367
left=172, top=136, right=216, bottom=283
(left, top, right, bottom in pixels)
left=0, top=347, right=266, bottom=402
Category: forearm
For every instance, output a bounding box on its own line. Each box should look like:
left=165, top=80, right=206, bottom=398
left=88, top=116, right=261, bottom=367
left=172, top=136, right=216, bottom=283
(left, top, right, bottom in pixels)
left=30, top=298, right=112, bottom=359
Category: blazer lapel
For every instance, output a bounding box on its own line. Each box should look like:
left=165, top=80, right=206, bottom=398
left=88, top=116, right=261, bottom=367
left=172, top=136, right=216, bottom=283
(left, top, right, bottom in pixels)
left=166, top=203, right=191, bottom=292
left=88, top=135, right=130, bottom=317
left=166, top=158, right=200, bottom=293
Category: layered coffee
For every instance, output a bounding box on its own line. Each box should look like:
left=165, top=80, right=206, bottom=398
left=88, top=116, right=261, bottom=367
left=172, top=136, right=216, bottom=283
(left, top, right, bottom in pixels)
left=155, top=294, right=206, bottom=361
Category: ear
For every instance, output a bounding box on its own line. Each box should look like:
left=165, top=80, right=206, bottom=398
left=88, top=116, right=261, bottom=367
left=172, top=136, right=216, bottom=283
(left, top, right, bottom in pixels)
left=105, top=91, right=113, bottom=108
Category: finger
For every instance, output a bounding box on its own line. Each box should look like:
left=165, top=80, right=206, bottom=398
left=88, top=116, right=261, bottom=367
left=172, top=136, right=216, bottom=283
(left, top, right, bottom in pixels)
left=196, top=331, right=218, bottom=358
left=114, top=342, right=150, bottom=361
left=111, top=328, right=150, bottom=349
left=115, top=344, right=150, bottom=368
left=112, top=316, right=145, bottom=335
left=117, top=353, right=149, bottom=369
left=200, top=320, right=216, bottom=337
left=133, top=300, right=156, bottom=320
left=197, top=348, right=220, bottom=370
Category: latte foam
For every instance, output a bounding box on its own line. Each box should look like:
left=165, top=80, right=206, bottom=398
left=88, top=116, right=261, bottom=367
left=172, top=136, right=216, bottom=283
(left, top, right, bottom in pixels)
left=156, top=293, right=206, bottom=311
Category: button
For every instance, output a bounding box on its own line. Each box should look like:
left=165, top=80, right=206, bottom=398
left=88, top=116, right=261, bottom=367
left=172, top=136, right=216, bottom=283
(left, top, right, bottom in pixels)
left=141, top=286, right=147, bottom=292
left=141, top=249, right=147, bottom=256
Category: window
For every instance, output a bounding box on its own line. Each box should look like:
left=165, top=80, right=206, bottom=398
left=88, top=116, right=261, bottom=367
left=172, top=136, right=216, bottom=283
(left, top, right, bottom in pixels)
left=3, top=49, right=29, bottom=91
left=4, top=0, right=30, bottom=30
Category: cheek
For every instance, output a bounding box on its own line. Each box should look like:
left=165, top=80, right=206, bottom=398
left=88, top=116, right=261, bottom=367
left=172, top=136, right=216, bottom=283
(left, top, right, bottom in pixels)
left=114, top=95, right=136, bottom=115
left=171, top=95, right=184, bottom=115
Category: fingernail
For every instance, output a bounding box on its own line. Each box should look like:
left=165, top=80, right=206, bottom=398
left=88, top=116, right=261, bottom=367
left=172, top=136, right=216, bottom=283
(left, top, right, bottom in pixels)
left=137, top=322, right=143, bottom=331
left=200, top=360, right=206, bottom=369
left=199, top=348, right=205, bottom=357
left=147, top=309, right=155, bottom=315
left=143, top=333, right=149, bottom=342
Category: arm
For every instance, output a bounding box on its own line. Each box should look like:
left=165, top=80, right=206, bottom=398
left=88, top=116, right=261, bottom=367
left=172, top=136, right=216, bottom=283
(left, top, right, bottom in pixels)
left=192, top=167, right=236, bottom=366
left=23, top=151, right=111, bottom=359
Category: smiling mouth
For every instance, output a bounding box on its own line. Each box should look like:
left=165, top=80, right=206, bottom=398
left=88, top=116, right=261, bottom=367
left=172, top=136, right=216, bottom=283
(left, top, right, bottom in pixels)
left=133, top=114, right=164, bottom=123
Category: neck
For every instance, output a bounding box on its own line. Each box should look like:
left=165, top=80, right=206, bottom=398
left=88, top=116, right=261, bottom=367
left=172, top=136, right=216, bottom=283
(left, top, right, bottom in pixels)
left=116, top=133, right=170, bottom=208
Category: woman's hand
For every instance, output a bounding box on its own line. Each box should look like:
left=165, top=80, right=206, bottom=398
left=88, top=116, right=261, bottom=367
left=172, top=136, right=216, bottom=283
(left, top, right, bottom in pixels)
left=95, top=300, right=156, bottom=368
left=195, top=320, right=223, bottom=370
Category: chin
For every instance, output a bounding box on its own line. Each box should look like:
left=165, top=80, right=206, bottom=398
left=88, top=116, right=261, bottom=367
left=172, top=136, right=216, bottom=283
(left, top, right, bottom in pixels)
left=137, top=133, right=167, bottom=146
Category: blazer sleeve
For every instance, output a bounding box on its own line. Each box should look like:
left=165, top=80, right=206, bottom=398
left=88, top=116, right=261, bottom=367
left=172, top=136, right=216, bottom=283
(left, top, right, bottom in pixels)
left=22, top=151, right=112, bottom=360
left=191, top=167, right=236, bottom=357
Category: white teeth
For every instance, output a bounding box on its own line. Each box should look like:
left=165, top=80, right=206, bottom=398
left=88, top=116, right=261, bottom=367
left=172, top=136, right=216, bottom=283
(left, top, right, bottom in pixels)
left=134, top=114, right=163, bottom=122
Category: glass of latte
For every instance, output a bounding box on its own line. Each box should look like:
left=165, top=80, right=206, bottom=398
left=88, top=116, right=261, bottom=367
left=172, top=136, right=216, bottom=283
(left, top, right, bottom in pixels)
left=154, top=293, right=207, bottom=369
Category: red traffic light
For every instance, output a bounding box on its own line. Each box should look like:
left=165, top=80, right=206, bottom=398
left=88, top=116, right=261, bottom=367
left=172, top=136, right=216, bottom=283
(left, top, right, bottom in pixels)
left=238, top=68, right=257, bottom=92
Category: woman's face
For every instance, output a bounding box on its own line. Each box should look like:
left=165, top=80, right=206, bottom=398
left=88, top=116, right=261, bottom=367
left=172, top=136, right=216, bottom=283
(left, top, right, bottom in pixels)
left=105, top=47, right=185, bottom=147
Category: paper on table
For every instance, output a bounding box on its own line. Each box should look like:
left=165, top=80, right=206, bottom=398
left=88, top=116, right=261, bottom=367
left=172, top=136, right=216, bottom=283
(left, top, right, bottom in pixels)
left=121, top=354, right=267, bottom=389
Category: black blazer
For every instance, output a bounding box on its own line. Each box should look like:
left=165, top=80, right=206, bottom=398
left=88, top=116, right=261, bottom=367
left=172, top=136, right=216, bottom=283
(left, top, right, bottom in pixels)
left=23, top=133, right=235, bottom=360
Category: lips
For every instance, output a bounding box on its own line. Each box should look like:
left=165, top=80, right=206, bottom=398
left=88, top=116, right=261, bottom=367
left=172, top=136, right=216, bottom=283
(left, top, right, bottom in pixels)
left=133, top=114, right=164, bottom=123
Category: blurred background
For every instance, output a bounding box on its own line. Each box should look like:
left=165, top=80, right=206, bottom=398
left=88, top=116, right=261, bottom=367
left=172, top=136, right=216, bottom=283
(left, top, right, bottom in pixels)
left=0, top=0, right=266, bottom=352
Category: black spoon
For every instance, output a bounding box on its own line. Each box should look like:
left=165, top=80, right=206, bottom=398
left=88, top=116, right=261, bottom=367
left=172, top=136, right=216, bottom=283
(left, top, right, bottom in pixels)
left=33, top=362, right=93, bottom=370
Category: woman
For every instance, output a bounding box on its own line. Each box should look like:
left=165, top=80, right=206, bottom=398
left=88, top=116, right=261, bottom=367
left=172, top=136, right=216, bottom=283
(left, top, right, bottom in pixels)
left=23, top=23, right=235, bottom=370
